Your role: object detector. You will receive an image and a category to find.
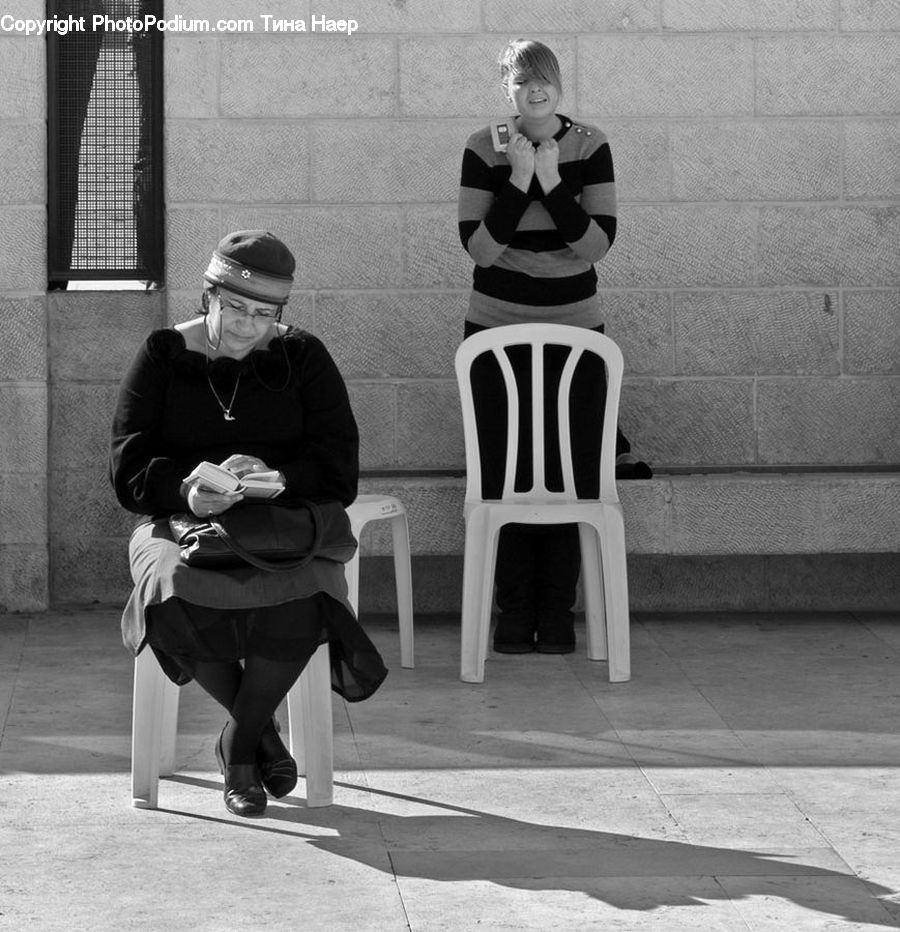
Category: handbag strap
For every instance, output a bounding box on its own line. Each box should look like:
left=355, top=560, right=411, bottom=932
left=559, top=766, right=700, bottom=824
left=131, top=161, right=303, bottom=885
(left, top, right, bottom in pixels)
left=209, top=499, right=325, bottom=572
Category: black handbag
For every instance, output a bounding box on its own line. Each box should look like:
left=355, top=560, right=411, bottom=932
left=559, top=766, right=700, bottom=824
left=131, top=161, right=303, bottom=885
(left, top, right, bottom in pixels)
left=168, top=500, right=357, bottom=571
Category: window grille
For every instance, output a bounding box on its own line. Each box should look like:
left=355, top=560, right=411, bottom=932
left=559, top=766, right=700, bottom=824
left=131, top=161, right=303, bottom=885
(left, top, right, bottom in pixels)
left=47, top=0, right=163, bottom=286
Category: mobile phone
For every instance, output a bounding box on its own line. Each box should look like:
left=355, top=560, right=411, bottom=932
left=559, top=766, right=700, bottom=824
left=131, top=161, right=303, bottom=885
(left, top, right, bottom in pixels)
left=490, top=120, right=511, bottom=153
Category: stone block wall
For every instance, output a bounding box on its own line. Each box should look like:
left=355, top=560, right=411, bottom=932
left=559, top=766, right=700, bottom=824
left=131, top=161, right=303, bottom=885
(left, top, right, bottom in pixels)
left=164, top=2, right=900, bottom=474
left=0, top=0, right=898, bottom=611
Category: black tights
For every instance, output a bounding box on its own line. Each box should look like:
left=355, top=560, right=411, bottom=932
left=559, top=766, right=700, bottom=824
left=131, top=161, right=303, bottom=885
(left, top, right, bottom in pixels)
left=191, top=652, right=315, bottom=764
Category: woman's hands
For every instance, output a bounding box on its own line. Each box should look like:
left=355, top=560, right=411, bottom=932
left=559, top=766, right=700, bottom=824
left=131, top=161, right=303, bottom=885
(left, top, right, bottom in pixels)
left=184, top=454, right=283, bottom=518
left=219, top=454, right=271, bottom=479
left=507, top=132, right=535, bottom=191
left=187, top=484, right=242, bottom=518
left=533, top=138, right=561, bottom=194
left=507, top=134, right=561, bottom=195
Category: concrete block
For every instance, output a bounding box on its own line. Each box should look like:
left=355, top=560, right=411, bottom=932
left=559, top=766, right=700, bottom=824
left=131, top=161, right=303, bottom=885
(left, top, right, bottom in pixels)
left=757, top=36, right=900, bottom=115
left=396, top=382, right=465, bottom=468
left=0, top=297, right=46, bottom=380
left=51, top=537, right=131, bottom=605
left=0, top=207, right=44, bottom=292
left=163, top=38, right=218, bottom=116
left=844, top=121, right=900, bottom=200
left=0, top=122, right=43, bottom=204
left=485, top=0, right=659, bottom=31
left=221, top=37, right=397, bottom=117
left=758, top=207, right=900, bottom=286
left=167, top=121, right=310, bottom=202
left=316, top=291, right=465, bottom=379
left=359, top=554, right=464, bottom=614
left=757, top=378, right=900, bottom=464
left=579, top=36, right=754, bottom=116
left=671, top=121, right=841, bottom=201
left=221, top=207, right=405, bottom=289
left=596, top=206, right=757, bottom=288
left=165, top=209, right=222, bottom=290
left=819, top=476, right=900, bottom=552
left=403, top=205, right=473, bottom=289
left=674, top=290, right=840, bottom=376
left=0, top=39, right=44, bottom=119
left=51, top=468, right=134, bottom=543
left=598, top=290, right=673, bottom=376
left=0, top=546, right=47, bottom=612
left=844, top=290, right=900, bottom=374
left=669, top=476, right=824, bottom=555
left=600, top=120, right=670, bottom=202
left=628, top=555, right=769, bottom=611
left=764, top=553, right=900, bottom=612
left=662, top=0, right=835, bottom=31
left=840, top=0, right=900, bottom=31
left=0, top=385, right=46, bottom=470
left=620, top=379, right=756, bottom=466
left=358, top=476, right=465, bottom=554
left=49, top=383, right=118, bottom=470
left=0, top=474, right=46, bottom=545
left=311, top=121, right=460, bottom=203
left=347, top=382, right=396, bottom=468
left=316, top=0, right=478, bottom=32
left=400, top=38, right=576, bottom=117
left=49, top=292, right=165, bottom=382
left=618, top=480, right=670, bottom=554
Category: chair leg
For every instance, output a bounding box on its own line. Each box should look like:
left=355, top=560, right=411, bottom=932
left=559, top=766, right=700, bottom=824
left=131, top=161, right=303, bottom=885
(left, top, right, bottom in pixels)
left=460, top=511, right=498, bottom=684
left=131, top=649, right=167, bottom=809
left=344, top=549, right=361, bottom=615
left=391, top=512, right=415, bottom=669
left=286, top=642, right=334, bottom=807
left=158, top=676, right=180, bottom=776
left=598, top=508, right=631, bottom=683
left=578, top=524, right=608, bottom=662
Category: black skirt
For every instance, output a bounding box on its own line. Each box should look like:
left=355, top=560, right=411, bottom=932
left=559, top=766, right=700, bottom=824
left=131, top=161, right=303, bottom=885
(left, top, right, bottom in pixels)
left=123, top=518, right=387, bottom=701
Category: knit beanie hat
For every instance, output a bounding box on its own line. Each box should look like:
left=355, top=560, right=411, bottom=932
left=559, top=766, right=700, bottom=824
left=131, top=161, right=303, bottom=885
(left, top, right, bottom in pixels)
left=203, top=230, right=295, bottom=305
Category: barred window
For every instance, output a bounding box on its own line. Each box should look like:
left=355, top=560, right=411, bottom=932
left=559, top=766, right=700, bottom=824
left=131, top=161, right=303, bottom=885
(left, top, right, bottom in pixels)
left=47, top=0, right=164, bottom=287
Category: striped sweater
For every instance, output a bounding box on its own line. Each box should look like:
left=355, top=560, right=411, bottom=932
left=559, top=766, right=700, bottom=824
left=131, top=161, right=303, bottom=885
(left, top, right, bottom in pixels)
left=458, top=115, right=616, bottom=327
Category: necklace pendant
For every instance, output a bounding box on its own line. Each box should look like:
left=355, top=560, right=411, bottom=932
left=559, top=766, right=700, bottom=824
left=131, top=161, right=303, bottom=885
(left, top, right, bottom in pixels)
left=223, top=412, right=236, bottom=422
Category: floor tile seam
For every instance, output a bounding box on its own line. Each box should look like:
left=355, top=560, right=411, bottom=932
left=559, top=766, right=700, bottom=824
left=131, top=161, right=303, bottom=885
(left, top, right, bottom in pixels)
left=855, top=613, right=900, bottom=655
left=0, top=618, right=32, bottom=746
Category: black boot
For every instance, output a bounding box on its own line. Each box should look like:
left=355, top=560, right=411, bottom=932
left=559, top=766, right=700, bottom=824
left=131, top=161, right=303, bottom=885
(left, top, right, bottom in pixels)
left=215, top=726, right=267, bottom=817
left=256, top=718, right=298, bottom=799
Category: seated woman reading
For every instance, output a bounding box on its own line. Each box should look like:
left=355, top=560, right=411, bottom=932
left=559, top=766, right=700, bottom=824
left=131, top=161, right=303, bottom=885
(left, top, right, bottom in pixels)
left=110, top=230, right=387, bottom=817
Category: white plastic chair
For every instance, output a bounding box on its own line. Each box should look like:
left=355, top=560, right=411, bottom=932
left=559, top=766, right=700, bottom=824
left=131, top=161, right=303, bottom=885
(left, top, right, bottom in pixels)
left=131, top=641, right=334, bottom=809
left=454, top=323, right=630, bottom=684
left=346, top=494, right=414, bottom=668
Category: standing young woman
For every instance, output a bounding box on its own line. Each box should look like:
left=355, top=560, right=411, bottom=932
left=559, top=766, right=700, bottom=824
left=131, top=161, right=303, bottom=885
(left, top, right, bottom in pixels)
left=458, top=39, right=640, bottom=655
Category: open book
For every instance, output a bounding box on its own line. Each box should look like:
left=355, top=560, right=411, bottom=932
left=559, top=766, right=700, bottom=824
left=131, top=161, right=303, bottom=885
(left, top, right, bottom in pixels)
left=184, top=461, right=285, bottom=500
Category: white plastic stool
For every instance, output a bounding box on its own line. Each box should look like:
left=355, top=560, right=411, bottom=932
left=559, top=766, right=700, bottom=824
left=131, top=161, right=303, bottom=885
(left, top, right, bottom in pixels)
left=131, top=641, right=334, bottom=809
left=346, top=494, right=414, bottom=668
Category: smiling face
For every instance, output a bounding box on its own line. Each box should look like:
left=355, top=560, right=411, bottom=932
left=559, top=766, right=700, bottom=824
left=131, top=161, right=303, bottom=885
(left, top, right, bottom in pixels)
left=505, top=69, right=561, bottom=122
left=207, top=286, right=281, bottom=358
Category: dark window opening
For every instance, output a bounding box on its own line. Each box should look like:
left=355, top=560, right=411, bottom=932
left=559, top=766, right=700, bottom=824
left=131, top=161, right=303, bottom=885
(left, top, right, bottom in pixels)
left=47, top=0, right=164, bottom=289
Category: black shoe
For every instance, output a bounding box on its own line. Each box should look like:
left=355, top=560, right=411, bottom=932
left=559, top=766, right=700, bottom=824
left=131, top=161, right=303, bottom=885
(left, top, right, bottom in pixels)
left=493, top=613, right=535, bottom=653
left=257, top=719, right=298, bottom=799
left=536, top=613, right=576, bottom=654
left=215, top=727, right=267, bottom=817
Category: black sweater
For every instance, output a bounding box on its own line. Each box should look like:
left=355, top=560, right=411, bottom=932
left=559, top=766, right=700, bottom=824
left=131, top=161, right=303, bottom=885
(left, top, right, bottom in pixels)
left=109, top=328, right=359, bottom=517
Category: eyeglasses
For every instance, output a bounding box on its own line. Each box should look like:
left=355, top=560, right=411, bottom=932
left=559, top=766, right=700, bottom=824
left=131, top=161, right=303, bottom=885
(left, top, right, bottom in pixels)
left=219, top=299, right=280, bottom=320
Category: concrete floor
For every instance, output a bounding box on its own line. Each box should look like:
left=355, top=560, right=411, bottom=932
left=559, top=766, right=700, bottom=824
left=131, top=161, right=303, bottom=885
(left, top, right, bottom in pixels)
left=2, top=609, right=900, bottom=930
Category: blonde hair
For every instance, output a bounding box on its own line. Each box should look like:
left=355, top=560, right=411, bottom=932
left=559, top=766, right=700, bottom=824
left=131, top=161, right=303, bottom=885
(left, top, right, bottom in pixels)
left=498, top=39, right=562, bottom=94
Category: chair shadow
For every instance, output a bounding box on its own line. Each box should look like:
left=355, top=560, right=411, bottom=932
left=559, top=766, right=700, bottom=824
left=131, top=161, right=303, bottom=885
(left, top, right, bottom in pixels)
left=165, top=776, right=897, bottom=926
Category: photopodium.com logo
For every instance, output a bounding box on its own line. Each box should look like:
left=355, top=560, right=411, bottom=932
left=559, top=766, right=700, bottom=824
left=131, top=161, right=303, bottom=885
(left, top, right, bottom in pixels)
left=0, top=12, right=360, bottom=35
